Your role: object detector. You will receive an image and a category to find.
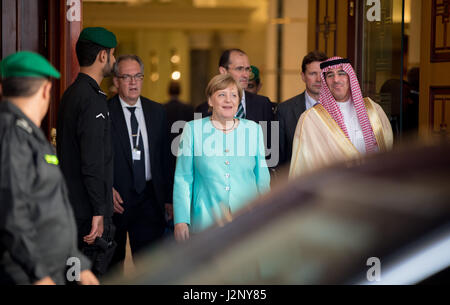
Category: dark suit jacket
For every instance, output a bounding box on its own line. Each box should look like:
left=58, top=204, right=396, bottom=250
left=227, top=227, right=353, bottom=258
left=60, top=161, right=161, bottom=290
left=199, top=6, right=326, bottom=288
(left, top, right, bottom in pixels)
left=275, top=92, right=307, bottom=168
left=164, top=99, right=194, bottom=180
left=164, top=99, right=194, bottom=127
left=244, top=91, right=274, bottom=125
left=244, top=92, right=274, bottom=163
left=108, top=95, right=172, bottom=216
left=194, top=101, right=209, bottom=117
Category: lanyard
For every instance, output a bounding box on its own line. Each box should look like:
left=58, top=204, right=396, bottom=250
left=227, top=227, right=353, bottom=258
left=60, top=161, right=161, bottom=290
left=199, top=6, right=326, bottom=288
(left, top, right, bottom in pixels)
left=133, top=126, right=141, bottom=149
left=129, top=110, right=140, bottom=149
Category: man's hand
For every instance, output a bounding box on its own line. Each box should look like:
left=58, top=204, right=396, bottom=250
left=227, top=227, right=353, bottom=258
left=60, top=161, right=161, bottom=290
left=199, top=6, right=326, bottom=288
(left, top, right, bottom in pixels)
left=79, top=270, right=99, bottom=285
left=165, top=203, right=173, bottom=221
left=83, top=215, right=104, bottom=244
left=33, top=276, right=55, bottom=285
left=174, top=223, right=189, bottom=242
left=113, top=187, right=124, bottom=214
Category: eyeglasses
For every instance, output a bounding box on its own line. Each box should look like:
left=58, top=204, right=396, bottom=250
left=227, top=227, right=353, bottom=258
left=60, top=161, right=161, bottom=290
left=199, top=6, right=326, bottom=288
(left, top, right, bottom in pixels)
left=117, top=73, right=144, bottom=82
left=229, top=66, right=252, bottom=73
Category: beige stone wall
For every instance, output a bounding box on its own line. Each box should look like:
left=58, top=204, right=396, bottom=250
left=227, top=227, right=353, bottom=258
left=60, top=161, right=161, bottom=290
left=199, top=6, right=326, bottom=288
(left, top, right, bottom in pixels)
left=419, top=0, right=450, bottom=138
left=83, top=0, right=310, bottom=104
left=407, top=0, right=421, bottom=68
left=83, top=0, right=269, bottom=104
left=282, top=0, right=308, bottom=102
left=264, top=0, right=309, bottom=103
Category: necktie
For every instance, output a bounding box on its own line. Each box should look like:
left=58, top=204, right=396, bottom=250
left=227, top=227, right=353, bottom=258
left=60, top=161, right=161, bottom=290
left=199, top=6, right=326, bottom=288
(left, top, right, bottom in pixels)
left=236, top=102, right=245, bottom=118
left=127, top=107, right=146, bottom=194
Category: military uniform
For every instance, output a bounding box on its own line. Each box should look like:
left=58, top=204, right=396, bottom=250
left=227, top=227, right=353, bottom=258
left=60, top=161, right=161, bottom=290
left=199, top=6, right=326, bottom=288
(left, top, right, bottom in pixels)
left=0, top=51, right=91, bottom=284
left=0, top=102, right=91, bottom=284
left=56, top=28, right=118, bottom=275
left=56, top=73, right=114, bottom=245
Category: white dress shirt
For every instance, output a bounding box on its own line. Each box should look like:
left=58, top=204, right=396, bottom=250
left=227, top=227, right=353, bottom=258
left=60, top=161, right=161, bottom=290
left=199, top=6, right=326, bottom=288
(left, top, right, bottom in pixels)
left=337, top=99, right=366, bottom=154
left=119, top=97, right=152, bottom=180
left=304, top=90, right=318, bottom=110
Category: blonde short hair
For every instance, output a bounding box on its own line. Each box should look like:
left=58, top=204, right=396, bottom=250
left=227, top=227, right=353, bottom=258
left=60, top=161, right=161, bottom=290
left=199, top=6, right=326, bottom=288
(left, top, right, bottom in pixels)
left=205, top=74, right=243, bottom=102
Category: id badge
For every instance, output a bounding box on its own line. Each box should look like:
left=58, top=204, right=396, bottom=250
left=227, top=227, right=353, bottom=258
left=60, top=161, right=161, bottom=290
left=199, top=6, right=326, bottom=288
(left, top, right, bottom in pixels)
left=132, top=148, right=141, bottom=161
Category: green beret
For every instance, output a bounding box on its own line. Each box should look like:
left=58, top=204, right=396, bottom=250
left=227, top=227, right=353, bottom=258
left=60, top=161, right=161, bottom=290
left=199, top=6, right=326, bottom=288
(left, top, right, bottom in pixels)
left=0, top=51, right=60, bottom=79
left=249, top=65, right=260, bottom=82
left=79, top=27, right=117, bottom=48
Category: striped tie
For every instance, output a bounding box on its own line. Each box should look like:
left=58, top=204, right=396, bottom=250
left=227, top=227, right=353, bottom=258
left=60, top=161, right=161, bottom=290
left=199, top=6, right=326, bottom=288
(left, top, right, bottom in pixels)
left=235, top=102, right=245, bottom=118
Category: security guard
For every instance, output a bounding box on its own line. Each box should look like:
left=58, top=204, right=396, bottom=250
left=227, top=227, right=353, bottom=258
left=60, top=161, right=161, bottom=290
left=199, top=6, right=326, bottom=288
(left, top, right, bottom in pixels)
left=0, top=51, right=98, bottom=285
left=56, top=27, right=117, bottom=275
left=246, top=65, right=262, bottom=95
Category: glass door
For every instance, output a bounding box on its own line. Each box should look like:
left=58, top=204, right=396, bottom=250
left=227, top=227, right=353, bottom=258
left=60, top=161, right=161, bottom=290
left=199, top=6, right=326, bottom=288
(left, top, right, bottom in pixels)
left=355, top=0, right=418, bottom=140
left=360, top=0, right=404, bottom=139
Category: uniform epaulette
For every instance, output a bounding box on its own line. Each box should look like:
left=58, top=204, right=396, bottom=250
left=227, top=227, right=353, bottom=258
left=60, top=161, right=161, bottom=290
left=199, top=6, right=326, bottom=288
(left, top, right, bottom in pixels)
left=16, top=118, right=33, bottom=134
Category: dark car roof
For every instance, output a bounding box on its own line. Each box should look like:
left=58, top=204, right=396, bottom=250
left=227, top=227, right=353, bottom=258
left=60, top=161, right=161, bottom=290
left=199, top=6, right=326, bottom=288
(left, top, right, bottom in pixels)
left=105, top=141, right=450, bottom=285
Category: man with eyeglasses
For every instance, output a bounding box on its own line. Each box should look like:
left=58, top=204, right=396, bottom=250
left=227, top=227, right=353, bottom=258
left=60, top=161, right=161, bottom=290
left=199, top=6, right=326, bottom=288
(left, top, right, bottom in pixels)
left=289, top=57, right=393, bottom=178
left=57, top=27, right=117, bottom=277
left=107, top=55, right=172, bottom=274
left=195, top=49, right=275, bottom=165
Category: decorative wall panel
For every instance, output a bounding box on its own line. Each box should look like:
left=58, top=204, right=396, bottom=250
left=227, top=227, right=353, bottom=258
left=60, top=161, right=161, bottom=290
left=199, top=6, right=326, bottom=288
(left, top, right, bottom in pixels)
left=431, top=0, right=450, bottom=62
left=430, top=87, right=450, bottom=137
left=316, top=0, right=337, bottom=56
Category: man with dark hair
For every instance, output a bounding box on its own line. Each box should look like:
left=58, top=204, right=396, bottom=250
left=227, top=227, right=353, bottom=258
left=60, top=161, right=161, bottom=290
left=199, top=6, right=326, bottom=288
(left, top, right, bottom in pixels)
left=108, top=55, right=173, bottom=274
left=165, top=81, right=194, bottom=129
left=275, top=51, right=328, bottom=168
left=0, top=51, right=98, bottom=285
left=57, top=27, right=117, bottom=276
left=196, top=49, right=275, bottom=165
left=196, top=49, right=273, bottom=121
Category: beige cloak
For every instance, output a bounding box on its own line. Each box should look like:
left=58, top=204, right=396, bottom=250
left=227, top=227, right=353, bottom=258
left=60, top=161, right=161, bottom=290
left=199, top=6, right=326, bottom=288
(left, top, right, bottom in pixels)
left=289, top=97, right=393, bottom=178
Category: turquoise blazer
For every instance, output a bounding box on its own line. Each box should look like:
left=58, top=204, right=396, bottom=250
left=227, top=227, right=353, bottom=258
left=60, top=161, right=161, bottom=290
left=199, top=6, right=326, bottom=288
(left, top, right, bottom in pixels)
left=173, top=117, right=270, bottom=233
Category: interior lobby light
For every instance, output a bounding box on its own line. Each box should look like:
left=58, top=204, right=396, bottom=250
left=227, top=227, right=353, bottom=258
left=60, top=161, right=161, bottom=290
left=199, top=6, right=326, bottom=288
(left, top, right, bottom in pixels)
left=171, top=54, right=181, bottom=64
left=151, top=72, right=159, bottom=82
left=171, top=71, right=181, bottom=80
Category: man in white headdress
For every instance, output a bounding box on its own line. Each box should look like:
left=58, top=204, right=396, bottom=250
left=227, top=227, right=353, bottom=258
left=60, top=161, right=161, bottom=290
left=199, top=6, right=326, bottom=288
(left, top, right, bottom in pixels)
left=289, top=57, right=393, bottom=178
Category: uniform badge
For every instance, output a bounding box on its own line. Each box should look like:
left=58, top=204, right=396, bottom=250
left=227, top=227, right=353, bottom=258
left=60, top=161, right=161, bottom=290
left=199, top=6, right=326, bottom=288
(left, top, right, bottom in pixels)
left=16, top=119, right=32, bottom=134
left=45, top=154, right=59, bottom=165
